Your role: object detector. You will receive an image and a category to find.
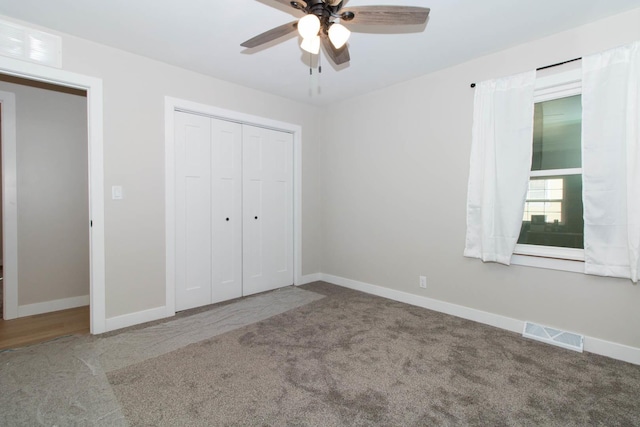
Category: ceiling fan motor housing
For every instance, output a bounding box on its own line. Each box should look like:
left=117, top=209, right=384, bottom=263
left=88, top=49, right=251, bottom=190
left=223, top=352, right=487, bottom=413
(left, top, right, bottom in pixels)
left=292, top=0, right=348, bottom=35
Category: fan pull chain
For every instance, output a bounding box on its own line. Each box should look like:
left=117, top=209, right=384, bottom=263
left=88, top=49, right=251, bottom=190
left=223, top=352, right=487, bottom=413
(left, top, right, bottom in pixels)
left=316, top=52, right=321, bottom=95
left=308, top=51, right=313, bottom=97
left=308, top=52, right=321, bottom=97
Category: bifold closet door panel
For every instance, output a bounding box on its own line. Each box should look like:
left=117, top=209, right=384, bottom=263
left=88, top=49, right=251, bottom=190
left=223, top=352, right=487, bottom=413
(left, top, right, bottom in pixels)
left=242, top=125, right=294, bottom=296
left=175, top=112, right=212, bottom=311
left=210, top=118, right=243, bottom=303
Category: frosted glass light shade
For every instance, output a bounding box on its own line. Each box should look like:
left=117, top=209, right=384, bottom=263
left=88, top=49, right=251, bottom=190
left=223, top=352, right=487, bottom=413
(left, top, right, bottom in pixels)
left=300, top=35, right=320, bottom=54
left=297, top=14, right=320, bottom=39
left=328, top=23, right=350, bottom=49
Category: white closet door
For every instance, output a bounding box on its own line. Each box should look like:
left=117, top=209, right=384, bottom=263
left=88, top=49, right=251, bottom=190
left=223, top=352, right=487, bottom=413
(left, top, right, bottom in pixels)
left=210, top=118, right=243, bottom=303
left=175, top=112, right=212, bottom=311
left=242, top=125, right=294, bottom=296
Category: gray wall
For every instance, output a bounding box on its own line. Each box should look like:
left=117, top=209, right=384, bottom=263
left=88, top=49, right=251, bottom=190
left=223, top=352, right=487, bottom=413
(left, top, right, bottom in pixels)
left=0, top=80, right=89, bottom=306
left=1, top=18, right=324, bottom=318
left=320, top=8, right=640, bottom=349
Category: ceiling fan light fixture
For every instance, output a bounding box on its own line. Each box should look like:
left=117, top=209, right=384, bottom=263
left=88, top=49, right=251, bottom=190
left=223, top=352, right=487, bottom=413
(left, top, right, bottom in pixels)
left=328, top=23, right=350, bottom=49
left=241, top=2, right=431, bottom=67
left=300, top=35, right=320, bottom=54
left=297, top=14, right=320, bottom=39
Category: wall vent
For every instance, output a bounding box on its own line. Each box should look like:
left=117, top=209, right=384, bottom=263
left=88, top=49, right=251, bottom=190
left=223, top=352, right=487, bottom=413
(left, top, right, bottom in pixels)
left=522, top=321, right=584, bottom=352
left=0, top=19, right=62, bottom=68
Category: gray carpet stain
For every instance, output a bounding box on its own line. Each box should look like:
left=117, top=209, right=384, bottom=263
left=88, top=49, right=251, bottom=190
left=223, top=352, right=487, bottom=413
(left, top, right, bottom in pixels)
left=107, top=283, right=640, bottom=426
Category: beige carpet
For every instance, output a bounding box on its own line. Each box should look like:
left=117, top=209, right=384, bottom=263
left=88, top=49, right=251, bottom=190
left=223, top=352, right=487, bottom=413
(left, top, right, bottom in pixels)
left=0, top=285, right=324, bottom=426
left=108, top=282, right=640, bottom=426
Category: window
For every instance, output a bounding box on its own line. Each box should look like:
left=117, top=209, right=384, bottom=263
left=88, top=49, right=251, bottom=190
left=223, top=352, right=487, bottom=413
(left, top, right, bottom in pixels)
left=513, top=69, right=584, bottom=264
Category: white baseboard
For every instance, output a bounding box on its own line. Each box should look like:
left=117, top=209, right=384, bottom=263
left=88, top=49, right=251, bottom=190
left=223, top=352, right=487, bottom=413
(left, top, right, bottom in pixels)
left=321, top=274, right=522, bottom=333
left=103, top=273, right=319, bottom=333
left=299, top=273, right=322, bottom=285
left=584, top=336, right=640, bottom=365
left=319, top=274, right=640, bottom=366
left=105, top=305, right=170, bottom=333
left=18, top=295, right=89, bottom=317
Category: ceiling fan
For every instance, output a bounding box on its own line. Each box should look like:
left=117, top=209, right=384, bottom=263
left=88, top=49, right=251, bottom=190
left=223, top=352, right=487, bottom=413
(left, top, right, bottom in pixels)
left=241, top=0, right=430, bottom=66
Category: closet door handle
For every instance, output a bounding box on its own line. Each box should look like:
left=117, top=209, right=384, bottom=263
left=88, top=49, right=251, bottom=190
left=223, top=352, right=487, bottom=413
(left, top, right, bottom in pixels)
left=254, top=216, right=258, bottom=220
left=226, top=218, right=229, bottom=221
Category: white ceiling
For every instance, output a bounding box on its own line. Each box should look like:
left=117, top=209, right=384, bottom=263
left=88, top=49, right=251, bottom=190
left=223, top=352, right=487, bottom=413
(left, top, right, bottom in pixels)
left=0, top=0, right=638, bottom=105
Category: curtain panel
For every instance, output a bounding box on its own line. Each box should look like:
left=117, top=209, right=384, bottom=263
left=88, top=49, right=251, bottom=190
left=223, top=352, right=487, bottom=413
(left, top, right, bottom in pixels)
left=582, top=41, right=640, bottom=282
left=464, top=71, right=536, bottom=265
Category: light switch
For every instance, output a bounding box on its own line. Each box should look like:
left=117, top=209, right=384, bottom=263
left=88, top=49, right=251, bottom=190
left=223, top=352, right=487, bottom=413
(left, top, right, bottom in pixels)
left=112, top=185, right=123, bottom=200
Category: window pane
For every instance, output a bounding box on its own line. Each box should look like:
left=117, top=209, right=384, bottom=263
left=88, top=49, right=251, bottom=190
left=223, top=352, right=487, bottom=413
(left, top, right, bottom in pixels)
left=523, top=202, right=562, bottom=222
left=531, top=95, right=582, bottom=171
left=525, top=178, right=563, bottom=201
left=518, top=175, right=583, bottom=249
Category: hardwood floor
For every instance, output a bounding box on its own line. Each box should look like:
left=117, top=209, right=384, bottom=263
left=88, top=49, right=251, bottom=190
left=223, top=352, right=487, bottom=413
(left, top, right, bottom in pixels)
left=0, top=306, right=90, bottom=351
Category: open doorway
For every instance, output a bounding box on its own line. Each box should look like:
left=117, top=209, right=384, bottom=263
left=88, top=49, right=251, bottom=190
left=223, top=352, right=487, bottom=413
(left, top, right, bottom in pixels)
left=0, top=55, right=105, bottom=336
left=0, top=75, right=90, bottom=347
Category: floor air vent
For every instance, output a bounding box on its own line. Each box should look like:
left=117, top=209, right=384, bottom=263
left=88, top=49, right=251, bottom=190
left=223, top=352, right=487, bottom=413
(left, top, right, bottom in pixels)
left=522, top=321, right=584, bottom=352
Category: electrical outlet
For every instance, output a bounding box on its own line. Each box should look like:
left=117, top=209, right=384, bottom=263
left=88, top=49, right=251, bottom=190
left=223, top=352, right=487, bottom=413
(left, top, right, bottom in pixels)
left=419, top=276, right=427, bottom=289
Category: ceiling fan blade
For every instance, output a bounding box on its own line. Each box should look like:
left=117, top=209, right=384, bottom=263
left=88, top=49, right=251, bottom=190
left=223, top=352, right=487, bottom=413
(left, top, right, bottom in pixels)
left=321, top=35, right=350, bottom=65
left=241, top=21, right=298, bottom=48
left=341, top=6, right=430, bottom=26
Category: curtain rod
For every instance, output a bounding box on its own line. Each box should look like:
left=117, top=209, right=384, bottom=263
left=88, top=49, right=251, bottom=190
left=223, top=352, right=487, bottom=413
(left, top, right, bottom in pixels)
left=469, top=57, right=582, bottom=88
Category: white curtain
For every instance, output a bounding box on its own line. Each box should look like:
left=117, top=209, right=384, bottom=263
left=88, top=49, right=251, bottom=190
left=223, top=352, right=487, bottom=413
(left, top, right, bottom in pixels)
left=464, top=71, right=536, bottom=265
left=582, top=41, right=640, bottom=282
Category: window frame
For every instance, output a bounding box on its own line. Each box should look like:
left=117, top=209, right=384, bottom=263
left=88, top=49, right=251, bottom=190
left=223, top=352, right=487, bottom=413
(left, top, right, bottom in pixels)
left=512, top=68, right=585, bottom=271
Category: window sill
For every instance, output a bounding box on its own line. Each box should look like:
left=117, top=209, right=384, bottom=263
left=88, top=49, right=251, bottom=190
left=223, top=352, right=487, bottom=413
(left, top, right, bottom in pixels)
left=512, top=244, right=584, bottom=273
left=511, top=253, right=584, bottom=273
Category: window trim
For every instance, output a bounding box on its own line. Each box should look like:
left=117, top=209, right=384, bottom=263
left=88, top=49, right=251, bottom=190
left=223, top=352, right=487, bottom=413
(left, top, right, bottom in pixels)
left=534, top=69, right=581, bottom=101
left=512, top=68, right=585, bottom=272
left=511, top=253, right=585, bottom=273
left=515, top=244, right=584, bottom=261
left=530, top=168, right=581, bottom=177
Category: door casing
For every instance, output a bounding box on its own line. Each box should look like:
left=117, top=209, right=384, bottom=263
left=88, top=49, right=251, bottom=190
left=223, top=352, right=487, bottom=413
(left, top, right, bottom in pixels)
left=0, top=90, right=17, bottom=321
